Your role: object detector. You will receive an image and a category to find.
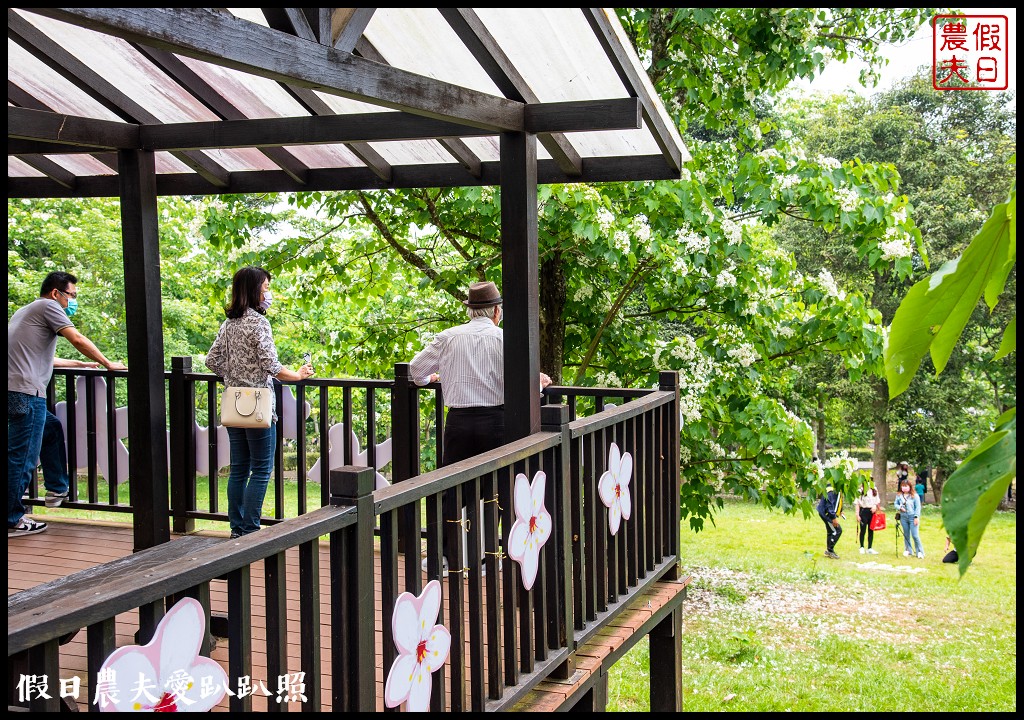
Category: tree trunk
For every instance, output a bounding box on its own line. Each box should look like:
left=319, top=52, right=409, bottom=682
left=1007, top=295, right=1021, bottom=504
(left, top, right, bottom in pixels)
left=539, top=253, right=566, bottom=383
left=871, top=379, right=890, bottom=504
left=815, top=397, right=826, bottom=461
left=931, top=467, right=946, bottom=506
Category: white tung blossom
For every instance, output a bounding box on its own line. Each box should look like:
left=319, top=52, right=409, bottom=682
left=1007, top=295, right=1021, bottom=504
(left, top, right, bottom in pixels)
left=835, top=187, right=860, bottom=213
left=817, top=269, right=843, bottom=299
left=676, top=227, right=710, bottom=255
left=726, top=343, right=760, bottom=368
left=879, top=228, right=913, bottom=261
left=816, top=155, right=841, bottom=170
left=715, top=270, right=737, bottom=288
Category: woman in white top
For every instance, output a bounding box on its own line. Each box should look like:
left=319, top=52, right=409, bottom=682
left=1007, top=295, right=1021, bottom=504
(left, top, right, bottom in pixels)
left=854, top=484, right=881, bottom=554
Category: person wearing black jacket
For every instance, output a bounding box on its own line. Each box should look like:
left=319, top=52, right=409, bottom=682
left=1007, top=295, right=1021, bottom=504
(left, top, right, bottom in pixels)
left=817, top=484, right=844, bottom=559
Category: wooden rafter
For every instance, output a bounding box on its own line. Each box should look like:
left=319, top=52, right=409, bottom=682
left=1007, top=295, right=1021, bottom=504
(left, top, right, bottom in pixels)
left=8, top=10, right=230, bottom=187
left=29, top=7, right=525, bottom=132
left=440, top=8, right=583, bottom=177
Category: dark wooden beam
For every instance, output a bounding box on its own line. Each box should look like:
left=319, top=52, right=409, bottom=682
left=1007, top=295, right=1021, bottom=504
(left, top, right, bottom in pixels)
left=8, top=82, right=121, bottom=171
left=500, top=132, right=541, bottom=442
left=130, top=44, right=310, bottom=185
left=7, top=154, right=681, bottom=198
left=136, top=99, right=640, bottom=151
left=582, top=8, right=684, bottom=174
left=8, top=107, right=139, bottom=149
left=117, top=149, right=171, bottom=551
left=262, top=8, right=392, bottom=182
left=332, top=8, right=375, bottom=52
left=8, top=10, right=230, bottom=187
left=301, top=8, right=332, bottom=45
left=14, top=154, right=77, bottom=189
left=30, top=7, right=525, bottom=132
left=261, top=7, right=317, bottom=42
left=440, top=8, right=583, bottom=176
left=279, top=85, right=393, bottom=182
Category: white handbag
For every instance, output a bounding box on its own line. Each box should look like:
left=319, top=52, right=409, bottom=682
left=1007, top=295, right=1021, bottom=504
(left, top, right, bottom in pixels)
left=220, top=386, right=272, bottom=429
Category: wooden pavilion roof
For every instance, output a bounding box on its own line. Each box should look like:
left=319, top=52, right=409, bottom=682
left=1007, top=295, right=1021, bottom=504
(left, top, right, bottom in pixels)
left=7, top=7, right=689, bottom=198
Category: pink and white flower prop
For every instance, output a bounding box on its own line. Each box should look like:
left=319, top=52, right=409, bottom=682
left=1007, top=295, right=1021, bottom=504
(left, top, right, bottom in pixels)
left=598, top=442, right=633, bottom=536
left=507, top=470, right=553, bottom=591
left=97, top=597, right=228, bottom=712
left=384, top=580, right=451, bottom=711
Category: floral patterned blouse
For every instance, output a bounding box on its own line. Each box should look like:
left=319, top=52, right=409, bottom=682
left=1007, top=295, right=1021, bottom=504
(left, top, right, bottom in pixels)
left=205, top=309, right=284, bottom=422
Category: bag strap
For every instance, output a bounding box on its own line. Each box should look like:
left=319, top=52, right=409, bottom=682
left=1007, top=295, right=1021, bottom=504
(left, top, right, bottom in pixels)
left=233, top=389, right=263, bottom=418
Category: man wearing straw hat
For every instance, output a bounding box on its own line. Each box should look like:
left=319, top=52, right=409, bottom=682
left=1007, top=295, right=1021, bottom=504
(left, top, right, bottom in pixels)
left=410, top=280, right=551, bottom=466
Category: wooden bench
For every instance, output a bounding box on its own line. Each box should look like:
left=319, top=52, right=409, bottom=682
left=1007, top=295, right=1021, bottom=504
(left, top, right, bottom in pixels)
left=511, top=576, right=691, bottom=712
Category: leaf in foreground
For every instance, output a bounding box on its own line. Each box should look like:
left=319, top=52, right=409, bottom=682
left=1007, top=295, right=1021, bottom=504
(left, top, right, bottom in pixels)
left=941, top=408, right=1016, bottom=576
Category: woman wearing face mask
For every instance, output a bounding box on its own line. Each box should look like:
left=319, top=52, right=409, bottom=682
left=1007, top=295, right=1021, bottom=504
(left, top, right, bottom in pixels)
left=205, top=266, right=314, bottom=538
left=893, top=479, right=924, bottom=558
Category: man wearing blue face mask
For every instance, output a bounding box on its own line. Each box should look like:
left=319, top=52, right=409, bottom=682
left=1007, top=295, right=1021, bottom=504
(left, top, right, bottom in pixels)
left=8, top=271, right=127, bottom=537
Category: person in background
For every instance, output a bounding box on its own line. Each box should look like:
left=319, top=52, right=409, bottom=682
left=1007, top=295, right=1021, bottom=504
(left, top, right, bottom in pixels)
left=854, top=483, right=881, bottom=555
left=893, top=478, right=924, bottom=558
left=895, top=461, right=911, bottom=492
left=817, top=482, right=844, bottom=559
left=915, top=470, right=927, bottom=505
left=8, top=271, right=127, bottom=538
left=205, top=266, right=314, bottom=539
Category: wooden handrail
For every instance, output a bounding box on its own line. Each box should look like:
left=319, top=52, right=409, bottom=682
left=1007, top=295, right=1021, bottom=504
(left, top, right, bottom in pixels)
left=568, top=389, right=674, bottom=439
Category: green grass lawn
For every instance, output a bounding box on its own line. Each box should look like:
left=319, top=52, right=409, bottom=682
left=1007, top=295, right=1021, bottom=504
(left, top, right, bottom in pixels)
left=607, top=498, right=1017, bottom=711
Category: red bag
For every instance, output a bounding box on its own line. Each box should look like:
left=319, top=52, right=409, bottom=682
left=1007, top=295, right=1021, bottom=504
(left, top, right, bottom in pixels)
left=869, top=512, right=887, bottom=531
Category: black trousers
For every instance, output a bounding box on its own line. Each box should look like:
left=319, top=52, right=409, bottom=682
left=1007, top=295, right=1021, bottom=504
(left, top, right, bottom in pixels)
left=821, top=515, right=842, bottom=552
left=441, top=405, right=505, bottom=467
left=858, top=507, right=874, bottom=548
left=438, top=406, right=504, bottom=563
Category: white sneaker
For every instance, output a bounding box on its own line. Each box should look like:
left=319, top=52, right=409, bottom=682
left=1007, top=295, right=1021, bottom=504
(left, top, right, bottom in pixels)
left=421, top=557, right=449, bottom=574
left=917, top=551, right=925, bottom=559
left=866, top=548, right=879, bottom=555
left=859, top=547, right=866, bottom=554
left=8, top=517, right=47, bottom=537
left=44, top=490, right=69, bottom=508
left=903, top=550, right=911, bottom=557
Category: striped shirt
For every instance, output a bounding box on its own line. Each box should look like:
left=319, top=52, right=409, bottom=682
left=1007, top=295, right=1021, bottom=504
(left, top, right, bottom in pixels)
left=409, top=316, right=503, bottom=408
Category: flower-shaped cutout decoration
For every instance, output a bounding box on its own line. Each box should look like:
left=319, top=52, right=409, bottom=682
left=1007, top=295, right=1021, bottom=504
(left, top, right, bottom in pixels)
left=598, top=442, right=633, bottom=536
left=384, top=580, right=451, bottom=712
left=98, top=597, right=228, bottom=712
left=507, top=470, right=553, bottom=591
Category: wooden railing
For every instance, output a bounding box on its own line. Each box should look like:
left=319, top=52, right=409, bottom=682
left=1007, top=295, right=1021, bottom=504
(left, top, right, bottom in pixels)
left=11, top=373, right=682, bottom=712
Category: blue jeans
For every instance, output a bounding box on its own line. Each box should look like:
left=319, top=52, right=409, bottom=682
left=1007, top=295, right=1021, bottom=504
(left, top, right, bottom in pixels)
left=226, top=424, right=276, bottom=536
left=900, top=514, right=924, bottom=555
left=8, top=393, right=69, bottom=527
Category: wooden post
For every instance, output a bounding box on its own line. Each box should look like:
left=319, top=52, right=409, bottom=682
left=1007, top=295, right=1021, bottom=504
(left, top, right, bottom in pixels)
left=500, top=131, right=541, bottom=442
left=118, top=148, right=170, bottom=551
left=392, top=362, right=420, bottom=555
left=541, top=404, right=575, bottom=680
left=650, top=605, right=683, bottom=711
left=168, top=356, right=196, bottom=534
left=659, top=371, right=681, bottom=580
left=329, top=466, right=376, bottom=712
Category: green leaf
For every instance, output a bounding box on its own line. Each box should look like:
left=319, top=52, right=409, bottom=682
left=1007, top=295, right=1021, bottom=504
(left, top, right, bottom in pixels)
left=885, top=195, right=1015, bottom=398
left=994, top=315, right=1015, bottom=360
left=941, top=408, right=1016, bottom=576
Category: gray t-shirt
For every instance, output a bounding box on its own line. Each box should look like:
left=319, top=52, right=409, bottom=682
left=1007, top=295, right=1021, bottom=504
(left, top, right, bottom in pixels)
left=8, top=298, right=73, bottom=397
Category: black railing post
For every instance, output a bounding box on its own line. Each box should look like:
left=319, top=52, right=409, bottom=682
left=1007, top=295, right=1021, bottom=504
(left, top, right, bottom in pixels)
left=329, top=466, right=376, bottom=711
left=169, top=357, right=195, bottom=534
left=541, top=404, right=575, bottom=679
left=392, top=362, right=420, bottom=554
left=659, top=371, right=681, bottom=580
